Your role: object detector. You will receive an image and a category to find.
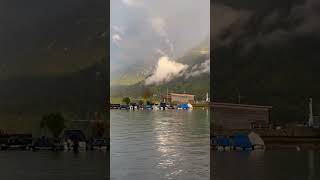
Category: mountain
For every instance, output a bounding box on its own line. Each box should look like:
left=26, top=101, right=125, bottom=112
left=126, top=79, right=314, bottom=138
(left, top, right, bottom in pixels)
left=0, top=59, right=107, bottom=115
left=110, top=63, right=153, bottom=86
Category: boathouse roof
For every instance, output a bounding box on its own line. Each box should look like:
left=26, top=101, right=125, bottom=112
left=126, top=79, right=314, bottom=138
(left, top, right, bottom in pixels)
left=210, top=102, right=272, bottom=110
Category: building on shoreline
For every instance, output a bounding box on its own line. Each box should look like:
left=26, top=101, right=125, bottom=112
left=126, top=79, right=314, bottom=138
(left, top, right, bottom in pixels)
left=211, top=102, right=272, bottom=135
left=163, top=93, right=195, bottom=104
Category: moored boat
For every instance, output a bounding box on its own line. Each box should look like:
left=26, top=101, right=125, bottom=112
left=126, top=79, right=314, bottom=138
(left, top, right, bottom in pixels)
left=211, top=132, right=265, bottom=151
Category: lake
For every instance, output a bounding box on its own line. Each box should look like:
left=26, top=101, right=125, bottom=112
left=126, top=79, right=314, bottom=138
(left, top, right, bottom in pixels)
left=211, top=150, right=320, bottom=180
left=110, top=109, right=210, bottom=180
left=0, top=151, right=108, bottom=180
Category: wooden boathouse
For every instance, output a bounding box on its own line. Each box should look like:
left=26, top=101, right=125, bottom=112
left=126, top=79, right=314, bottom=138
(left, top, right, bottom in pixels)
left=211, top=102, right=272, bottom=135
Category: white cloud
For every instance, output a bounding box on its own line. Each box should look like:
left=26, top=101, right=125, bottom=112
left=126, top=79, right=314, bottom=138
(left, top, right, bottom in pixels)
left=145, top=56, right=188, bottom=85
left=112, top=34, right=122, bottom=45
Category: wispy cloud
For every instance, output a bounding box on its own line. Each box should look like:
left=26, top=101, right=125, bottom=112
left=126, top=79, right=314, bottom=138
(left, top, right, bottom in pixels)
left=185, top=59, right=210, bottom=78
left=150, top=17, right=175, bottom=57
left=112, top=25, right=125, bottom=34
left=150, top=17, right=167, bottom=36
left=121, top=0, right=144, bottom=7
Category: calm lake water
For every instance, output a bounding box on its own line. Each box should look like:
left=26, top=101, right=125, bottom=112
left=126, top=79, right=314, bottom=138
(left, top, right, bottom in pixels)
left=110, top=109, right=210, bottom=180
left=0, top=151, right=108, bottom=180
left=212, top=150, right=320, bottom=180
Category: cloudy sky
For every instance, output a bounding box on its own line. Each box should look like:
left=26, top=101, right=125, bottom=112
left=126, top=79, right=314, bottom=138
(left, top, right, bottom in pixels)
left=110, top=0, right=210, bottom=79
left=212, top=0, right=320, bottom=52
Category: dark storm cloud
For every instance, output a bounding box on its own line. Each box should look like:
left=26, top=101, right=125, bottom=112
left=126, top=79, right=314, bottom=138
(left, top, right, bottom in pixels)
left=213, top=0, right=320, bottom=53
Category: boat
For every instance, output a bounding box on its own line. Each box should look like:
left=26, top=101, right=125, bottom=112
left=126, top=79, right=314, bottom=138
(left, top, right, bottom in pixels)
left=152, top=104, right=159, bottom=110
left=248, top=132, right=265, bottom=150
left=31, top=137, right=64, bottom=151
left=159, top=102, right=167, bottom=110
left=232, top=133, right=253, bottom=150
left=119, top=105, right=129, bottom=110
left=210, top=135, right=233, bottom=151
left=89, top=138, right=109, bottom=151
left=145, top=105, right=153, bottom=110
left=110, top=104, right=121, bottom=109
left=211, top=132, right=265, bottom=151
left=177, top=103, right=192, bottom=110
left=63, top=130, right=87, bottom=151
left=1, top=137, right=29, bottom=150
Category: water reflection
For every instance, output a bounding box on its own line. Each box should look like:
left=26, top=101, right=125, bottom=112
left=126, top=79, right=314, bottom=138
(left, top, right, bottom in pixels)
left=211, top=150, right=320, bottom=180
left=308, top=150, right=315, bottom=180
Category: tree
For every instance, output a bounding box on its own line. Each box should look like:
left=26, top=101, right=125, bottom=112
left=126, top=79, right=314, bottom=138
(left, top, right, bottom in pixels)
left=122, top=97, right=131, bottom=105
left=42, top=113, right=66, bottom=138
left=92, top=121, right=105, bottom=138
left=142, top=88, right=153, bottom=102
left=138, top=100, right=144, bottom=105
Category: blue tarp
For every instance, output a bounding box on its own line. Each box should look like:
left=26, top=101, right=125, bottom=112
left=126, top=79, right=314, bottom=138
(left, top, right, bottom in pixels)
left=215, top=136, right=231, bottom=147
left=232, top=133, right=252, bottom=149
left=177, top=104, right=189, bottom=109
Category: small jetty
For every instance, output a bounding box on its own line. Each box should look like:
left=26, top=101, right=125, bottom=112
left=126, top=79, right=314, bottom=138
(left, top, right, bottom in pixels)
left=0, top=130, right=109, bottom=152
left=0, top=133, right=32, bottom=151
left=110, top=102, right=195, bottom=111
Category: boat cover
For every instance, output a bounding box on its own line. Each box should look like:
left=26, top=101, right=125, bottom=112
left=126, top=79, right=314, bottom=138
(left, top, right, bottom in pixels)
left=232, top=133, right=252, bottom=148
left=248, top=132, right=264, bottom=146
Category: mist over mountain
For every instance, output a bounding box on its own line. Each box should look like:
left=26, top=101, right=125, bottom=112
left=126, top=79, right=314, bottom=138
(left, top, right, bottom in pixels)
left=110, top=39, right=210, bottom=102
